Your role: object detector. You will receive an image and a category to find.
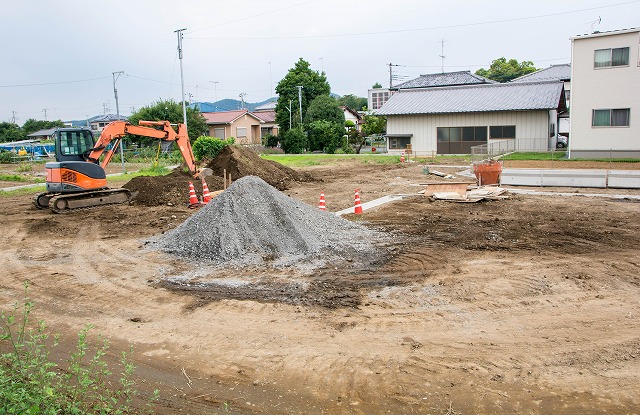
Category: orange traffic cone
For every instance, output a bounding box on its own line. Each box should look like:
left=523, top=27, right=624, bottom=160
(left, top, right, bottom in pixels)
left=188, top=182, right=201, bottom=208
left=318, top=192, right=326, bottom=211
left=400, top=150, right=405, bottom=163
left=354, top=189, right=363, bottom=214
left=202, top=179, right=211, bottom=205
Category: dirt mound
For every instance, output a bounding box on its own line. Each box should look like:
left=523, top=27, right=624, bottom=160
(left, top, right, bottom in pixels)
left=149, top=176, right=384, bottom=270
left=123, top=169, right=225, bottom=207
left=207, top=146, right=314, bottom=190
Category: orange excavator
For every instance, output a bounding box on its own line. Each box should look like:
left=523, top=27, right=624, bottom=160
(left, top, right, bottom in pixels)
left=34, top=120, right=211, bottom=213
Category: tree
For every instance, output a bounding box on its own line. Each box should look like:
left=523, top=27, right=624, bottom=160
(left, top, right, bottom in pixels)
left=475, top=57, right=538, bottom=83
left=275, top=58, right=331, bottom=132
left=281, top=128, right=307, bottom=154
left=372, top=82, right=383, bottom=89
left=361, top=113, right=386, bottom=137
left=0, top=122, right=24, bottom=143
left=127, top=99, right=207, bottom=143
left=307, top=120, right=344, bottom=153
left=337, top=94, right=368, bottom=111
left=21, top=119, right=64, bottom=136
left=304, top=95, right=345, bottom=126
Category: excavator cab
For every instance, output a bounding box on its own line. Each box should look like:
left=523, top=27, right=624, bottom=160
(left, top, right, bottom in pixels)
left=45, top=128, right=108, bottom=194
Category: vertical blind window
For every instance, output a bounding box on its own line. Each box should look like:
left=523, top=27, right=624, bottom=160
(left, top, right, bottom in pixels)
left=592, top=109, right=630, bottom=126
left=594, top=47, right=630, bottom=68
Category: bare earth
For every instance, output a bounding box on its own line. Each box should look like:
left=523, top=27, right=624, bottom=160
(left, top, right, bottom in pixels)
left=1, top=160, right=639, bottom=414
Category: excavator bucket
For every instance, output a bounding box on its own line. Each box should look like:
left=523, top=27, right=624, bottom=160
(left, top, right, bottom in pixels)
left=197, top=168, right=213, bottom=179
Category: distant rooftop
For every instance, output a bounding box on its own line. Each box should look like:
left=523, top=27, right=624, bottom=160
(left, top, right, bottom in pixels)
left=202, top=110, right=263, bottom=124
left=378, top=81, right=565, bottom=116
left=393, top=70, right=496, bottom=89
left=572, top=27, right=639, bottom=39
left=511, top=64, right=571, bottom=83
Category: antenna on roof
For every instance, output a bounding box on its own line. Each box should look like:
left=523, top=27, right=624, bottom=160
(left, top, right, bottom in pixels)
left=439, top=39, right=446, bottom=73
left=588, top=16, right=602, bottom=33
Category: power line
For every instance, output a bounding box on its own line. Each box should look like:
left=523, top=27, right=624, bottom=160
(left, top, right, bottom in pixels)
left=187, top=0, right=640, bottom=40
left=0, top=76, right=111, bottom=88
left=187, top=0, right=322, bottom=34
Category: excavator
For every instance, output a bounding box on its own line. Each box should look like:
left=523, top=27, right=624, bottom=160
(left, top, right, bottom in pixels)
left=34, top=120, right=211, bottom=213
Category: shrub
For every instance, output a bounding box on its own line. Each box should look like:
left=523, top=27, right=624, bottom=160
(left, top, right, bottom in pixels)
left=192, top=136, right=229, bottom=161
left=282, top=128, right=307, bottom=154
left=0, top=150, right=14, bottom=164
left=0, top=284, right=157, bottom=414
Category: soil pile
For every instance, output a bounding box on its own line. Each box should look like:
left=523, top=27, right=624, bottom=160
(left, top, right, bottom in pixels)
left=123, top=169, right=224, bottom=207
left=207, top=146, right=314, bottom=190
left=149, top=176, right=384, bottom=269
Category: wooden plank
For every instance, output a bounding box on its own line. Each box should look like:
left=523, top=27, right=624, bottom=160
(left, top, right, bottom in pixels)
left=424, top=182, right=471, bottom=197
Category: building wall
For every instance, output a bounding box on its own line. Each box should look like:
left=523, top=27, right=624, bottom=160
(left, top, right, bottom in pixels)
left=386, top=110, right=550, bottom=154
left=207, top=114, right=263, bottom=145
left=570, top=29, right=640, bottom=157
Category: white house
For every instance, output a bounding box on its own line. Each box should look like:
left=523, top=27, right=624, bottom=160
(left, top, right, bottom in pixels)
left=377, top=81, right=566, bottom=155
left=569, top=28, right=640, bottom=158
left=512, top=64, right=571, bottom=138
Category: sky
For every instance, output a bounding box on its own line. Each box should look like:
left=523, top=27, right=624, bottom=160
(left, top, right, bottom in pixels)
left=1, top=0, right=639, bottom=123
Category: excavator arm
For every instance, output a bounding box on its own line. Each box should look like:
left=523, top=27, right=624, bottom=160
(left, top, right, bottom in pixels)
left=87, top=120, right=210, bottom=179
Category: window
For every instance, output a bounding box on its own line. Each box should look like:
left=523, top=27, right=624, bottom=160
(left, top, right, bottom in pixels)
left=371, top=91, right=390, bottom=110
left=213, top=127, right=225, bottom=139
left=388, top=136, right=411, bottom=149
left=594, top=47, right=630, bottom=68
left=592, top=108, right=630, bottom=127
left=236, top=127, right=247, bottom=137
left=59, top=130, right=94, bottom=156
left=489, top=125, right=516, bottom=139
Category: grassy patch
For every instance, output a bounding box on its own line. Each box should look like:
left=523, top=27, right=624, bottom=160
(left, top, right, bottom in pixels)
left=107, top=165, right=170, bottom=186
left=0, top=185, right=46, bottom=198
left=0, top=284, right=158, bottom=414
left=0, top=174, right=30, bottom=182
left=261, top=154, right=405, bottom=167
left=501, top=152, right=568, bottom=161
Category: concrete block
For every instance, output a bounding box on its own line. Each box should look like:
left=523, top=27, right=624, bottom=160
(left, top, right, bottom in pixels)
left=607, top=170, right=640, bottom=189
left=501, top=169, right=607, bottom=188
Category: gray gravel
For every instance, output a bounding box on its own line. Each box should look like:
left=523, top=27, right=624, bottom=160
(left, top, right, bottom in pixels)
left=149, top=176, right=385, bottom=270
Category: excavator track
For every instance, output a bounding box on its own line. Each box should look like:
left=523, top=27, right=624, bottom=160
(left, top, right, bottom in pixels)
left=48, top=188, right=132, bottom=213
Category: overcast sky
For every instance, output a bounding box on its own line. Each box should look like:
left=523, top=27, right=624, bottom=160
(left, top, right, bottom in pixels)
left=2, top=0, right=639, bottom=123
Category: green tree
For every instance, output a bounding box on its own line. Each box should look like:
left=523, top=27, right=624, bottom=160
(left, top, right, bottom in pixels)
left=475, top=57, right=538, bottom=83
left=372, top=82, right=383, bottom=89
left=0, top=122, right=24, bottom=142
left=21, top=119, right=64, bottom=136
left=127, top=99, right=207, bottom=143
left=275, top=58, right=331, bottom=132
left=337, top=94, right=368, bottom=111
left=307, top=120, right=344, bottom=153
left=304, top=95, right=345, bottom=126
left=281, top=128, right=307, bottom=154
left=361, top=113, right=386, bottom=136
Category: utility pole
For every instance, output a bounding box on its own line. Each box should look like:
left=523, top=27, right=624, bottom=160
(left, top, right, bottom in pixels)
left=174, top=28, right=188, bottom=127
left=209, top=81, right=219, bottom=102
left=43, top=109, right=48, bottom=121
left=239, top=92, right=247, bottom=110
left=286, top=99, right=292, bottom=130
left=388, top=63, right=393, bottom=88
left=296, top=85, right=303, bottom=127
left=439, top=39, right=446, bottom=73
left=11, top=111, right=16, bottom=124
left=112, top=70, right=125, bottom=173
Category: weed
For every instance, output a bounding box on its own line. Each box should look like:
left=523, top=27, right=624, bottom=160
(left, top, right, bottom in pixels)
left=17, top=162, right=34, bottom=172
left=0, top=283, right=158, bottom=414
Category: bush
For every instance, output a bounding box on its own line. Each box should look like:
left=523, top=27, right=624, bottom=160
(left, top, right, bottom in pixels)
left=263, top=134, right=278, bottom=147
left=282, top=128, right=307, bottom=154
left=192, top=136, right=229, bottom=161
left=0, top=150, right=13, bottom=164
left=0, top=284, right=157, bottom=414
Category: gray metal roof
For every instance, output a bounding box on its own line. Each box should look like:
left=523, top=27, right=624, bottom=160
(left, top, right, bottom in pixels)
left=27, top=128, right=58, bottom=138
left=377, top=81, right=564, bottom=115
left=393, top=71, right=496, bottom=89
left=511, top=64, right=571, bottom=83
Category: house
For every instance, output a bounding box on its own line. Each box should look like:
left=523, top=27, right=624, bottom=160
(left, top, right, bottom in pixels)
left=341, top=106, right=363, bottom=131
left=569, top=28, right=640, bottom=158
left=90, top=114, right=128, bottom=134
left=252, top=110, right=279, bottom=139
left=26, top=128, right=58, bottom=141
left=377, top=81, right=566, bottom=155
left=512, top=64, right=571, bottom=139
left=202, top=110, right=266, bottom=145
left=367, top=71, right=495, bottom=113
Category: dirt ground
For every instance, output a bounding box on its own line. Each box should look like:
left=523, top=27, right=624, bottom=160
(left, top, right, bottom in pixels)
left=1, top=159, right=639, bottom=414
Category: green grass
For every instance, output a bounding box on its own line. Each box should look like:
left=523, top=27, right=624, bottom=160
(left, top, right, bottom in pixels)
left=501, top=151, right=568, bottom=161
left=0, top=185, right=46, bottom=198
left=262, top=153, right=476, bottom=167
left=0, top=174, right=30, bottom=182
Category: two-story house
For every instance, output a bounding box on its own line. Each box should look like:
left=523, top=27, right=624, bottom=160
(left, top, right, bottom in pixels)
left=569, top=28, right=640, bottom=158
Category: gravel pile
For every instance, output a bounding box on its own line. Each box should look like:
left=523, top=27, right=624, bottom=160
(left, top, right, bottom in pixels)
left=149, top=176, right=384, bottom=269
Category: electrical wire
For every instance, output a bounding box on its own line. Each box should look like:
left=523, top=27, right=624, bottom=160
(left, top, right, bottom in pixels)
left=187, top=0, right=640, bottom=40
left=0, top=76, right=111, bottom=88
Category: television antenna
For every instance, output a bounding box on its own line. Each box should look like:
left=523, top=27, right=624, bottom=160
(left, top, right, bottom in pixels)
left=588, top=16, right=602, bottom=33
